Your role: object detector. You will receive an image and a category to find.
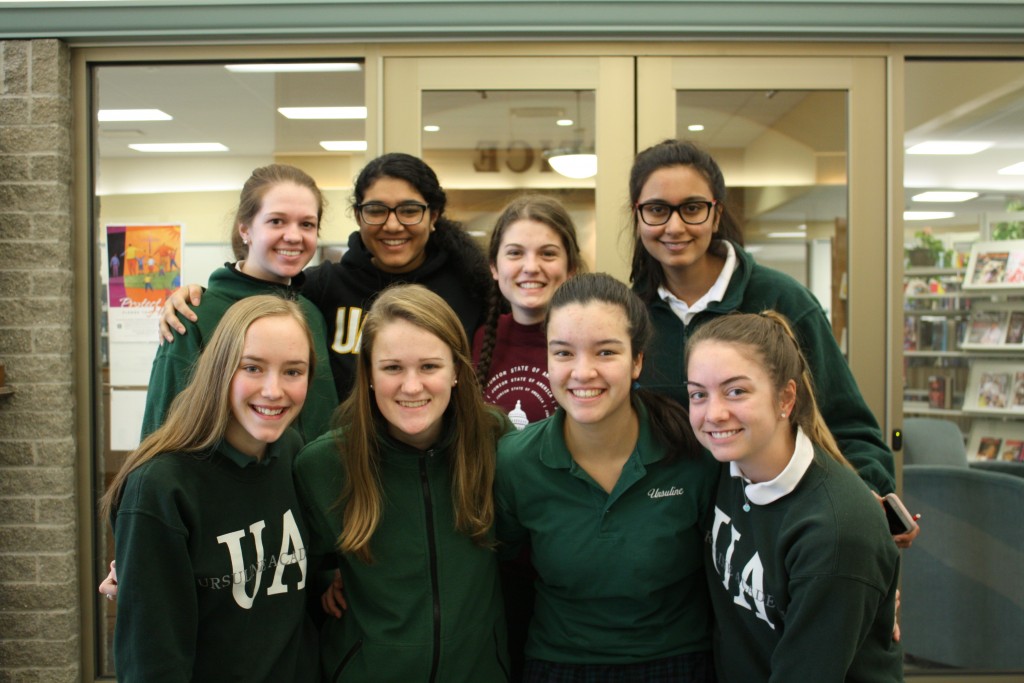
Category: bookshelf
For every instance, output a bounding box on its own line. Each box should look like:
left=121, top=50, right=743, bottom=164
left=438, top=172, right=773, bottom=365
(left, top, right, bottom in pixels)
left=902, top=241, right=1024, bottom=462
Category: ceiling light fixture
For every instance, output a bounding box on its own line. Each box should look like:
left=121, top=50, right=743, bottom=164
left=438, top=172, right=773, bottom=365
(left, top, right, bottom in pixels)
left=767, top=232, right=808, bottom=239
left=319, top=140, right=368, bottom=152
left=546, top=153, right=598, bottom=179
left=911, top=191, right=979, bottom=202
left=904, top=211, right=954, bottom=221
left=998, top=162, right=1024, bottom=175
left=688, top=124, right=705, bottom=132
left=128, top=143, right=228, bottom=153
left=225, top=63, right=362, bottom=73
left=278, top=107, right=367, bottom=120
left=98, top=109, right=172, bottom=122
left=545, top=91, right=596, bottom=180
left=423, top=125, right=440, bottom=133
left=906, top=141, right=993, bottom=155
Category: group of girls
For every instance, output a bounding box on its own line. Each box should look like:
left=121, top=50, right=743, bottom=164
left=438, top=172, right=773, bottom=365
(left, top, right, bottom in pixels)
left=103, top=141, right=906, bottom=682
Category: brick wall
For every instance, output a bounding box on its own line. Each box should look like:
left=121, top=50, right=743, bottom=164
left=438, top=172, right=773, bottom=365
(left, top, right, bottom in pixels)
left=0, top=39, right=81, bottom=683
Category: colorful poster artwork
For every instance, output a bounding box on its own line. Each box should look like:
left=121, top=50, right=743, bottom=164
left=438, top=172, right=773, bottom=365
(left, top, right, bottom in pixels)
left=106, top=224, right=183, bottom=342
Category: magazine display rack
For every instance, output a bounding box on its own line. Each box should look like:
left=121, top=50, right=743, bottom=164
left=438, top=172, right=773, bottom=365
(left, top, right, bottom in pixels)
left=903, top=240, right=1024, bottom=454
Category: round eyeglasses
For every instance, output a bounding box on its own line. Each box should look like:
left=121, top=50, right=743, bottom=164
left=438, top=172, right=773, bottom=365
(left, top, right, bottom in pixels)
left=356, top=202, right=429, bottom=226
left=636, top=200, right=717, bottom=226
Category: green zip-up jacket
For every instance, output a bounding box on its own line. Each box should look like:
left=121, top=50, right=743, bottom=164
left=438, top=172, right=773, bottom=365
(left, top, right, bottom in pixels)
left=293, top=415, right=510, bottom=683
left=637, top=240, right=895, bottom=494
left=141, top=264, right=338, bottom=442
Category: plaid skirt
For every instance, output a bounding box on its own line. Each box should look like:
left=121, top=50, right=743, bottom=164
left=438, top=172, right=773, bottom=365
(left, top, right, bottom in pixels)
left=523, top=650, right=715, bottom=683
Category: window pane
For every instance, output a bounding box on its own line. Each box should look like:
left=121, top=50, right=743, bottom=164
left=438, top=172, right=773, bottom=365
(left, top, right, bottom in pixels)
left=900, top=58, right=1024, bottom=675
left=92, top=60, right=365, bottom=677
left=676, top=89, right=849, bottom=351
left=421, top=89, right=597, bottom=266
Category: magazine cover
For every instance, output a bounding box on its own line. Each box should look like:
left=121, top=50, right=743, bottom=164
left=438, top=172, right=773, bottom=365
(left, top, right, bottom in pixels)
left=976, top=436, right=1002, bottom=460
left=970, top=250, right=1009, bottom=285
left=1011, top=372, right=1024, bottom=410
left=1006, top=250, right=1024, bottom=284
left=965, top=310, right=1008, bottom=345
left=977, top=371, right=1011, bottom=408
left=1000, top=439, right=1024, bottom=462
left=1006, top=311, right=1024, bottom=345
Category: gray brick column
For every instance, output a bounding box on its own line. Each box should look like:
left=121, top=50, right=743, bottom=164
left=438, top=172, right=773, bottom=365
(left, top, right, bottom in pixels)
left=0, top=39, right=81, bottom=683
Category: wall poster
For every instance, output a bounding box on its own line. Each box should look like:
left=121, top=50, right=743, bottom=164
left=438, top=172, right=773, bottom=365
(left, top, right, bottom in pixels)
left=106, top=224, right=183, bottom=343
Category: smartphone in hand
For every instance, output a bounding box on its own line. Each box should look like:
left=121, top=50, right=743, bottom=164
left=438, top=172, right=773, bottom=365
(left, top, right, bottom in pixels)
left=882, top=493, right=918, bottom=536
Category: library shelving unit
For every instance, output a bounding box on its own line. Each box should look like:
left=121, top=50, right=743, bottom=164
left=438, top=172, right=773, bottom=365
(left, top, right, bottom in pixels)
left=903, top=240, right=1024, bottom=464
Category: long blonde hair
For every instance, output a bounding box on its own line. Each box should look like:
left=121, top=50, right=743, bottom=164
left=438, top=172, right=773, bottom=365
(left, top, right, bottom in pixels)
left=100, top=295, right=315, bottom=521
left=685, top=310, right=850, bottom=467
left=336, top=284, right=503, bottom=562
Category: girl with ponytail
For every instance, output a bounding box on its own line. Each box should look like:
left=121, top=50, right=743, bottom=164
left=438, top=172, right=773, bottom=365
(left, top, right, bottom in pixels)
left=686, top=311, right=903, bottom=683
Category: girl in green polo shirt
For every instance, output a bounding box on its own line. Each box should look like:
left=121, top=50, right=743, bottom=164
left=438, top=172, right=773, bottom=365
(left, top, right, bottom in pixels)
left=495, top=273, right=719, bottom=682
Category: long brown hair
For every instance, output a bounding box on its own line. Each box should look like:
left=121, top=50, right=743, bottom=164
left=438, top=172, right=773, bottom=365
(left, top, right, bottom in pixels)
left=685, top=310, right=850, bottom=467
left=100, top=295, right=315, bottom=521
left=335, top=284, right=504, bottom=562
left=476, top=194, right=585, bottom=387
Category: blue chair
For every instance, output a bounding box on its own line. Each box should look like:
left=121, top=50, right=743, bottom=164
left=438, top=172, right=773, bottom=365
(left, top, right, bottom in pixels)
left=901, top=465, right=1024, bottom=670
left=901, top=417, right=967, bottom=467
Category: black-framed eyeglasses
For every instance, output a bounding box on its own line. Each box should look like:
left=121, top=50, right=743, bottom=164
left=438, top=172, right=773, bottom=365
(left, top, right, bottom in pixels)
left=355, top=202, right=429, bottom=226
left=636, top=200, right=717, bottom=226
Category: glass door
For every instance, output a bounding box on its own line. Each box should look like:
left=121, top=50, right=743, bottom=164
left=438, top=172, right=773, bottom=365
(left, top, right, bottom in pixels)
left=897, top=57, right=1024, bottom=677
left=382, top=56, right=635, bottom=276
left=636, top=56, right=890, bottom=429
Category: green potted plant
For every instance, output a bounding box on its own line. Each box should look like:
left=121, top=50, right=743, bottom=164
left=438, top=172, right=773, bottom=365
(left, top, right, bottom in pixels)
left=907, top=227, right=951, bottom=267
left=993, top=199, right=1023, bottom=241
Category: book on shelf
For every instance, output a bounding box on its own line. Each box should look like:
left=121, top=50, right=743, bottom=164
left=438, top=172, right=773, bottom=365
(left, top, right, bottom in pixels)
left=927, top=374, right=954, bottom=409
left=903, top=315, right=917, bottom=351
left=914, top=315, right=962, bottom=351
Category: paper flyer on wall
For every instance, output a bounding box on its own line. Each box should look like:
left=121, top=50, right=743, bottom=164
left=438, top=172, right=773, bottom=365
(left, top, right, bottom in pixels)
left=106, top=224, right=183, bottom=343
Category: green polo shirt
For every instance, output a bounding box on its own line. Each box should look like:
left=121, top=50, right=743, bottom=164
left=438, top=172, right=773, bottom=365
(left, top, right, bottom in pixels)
left=494, top=404, right=719, bottom=664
